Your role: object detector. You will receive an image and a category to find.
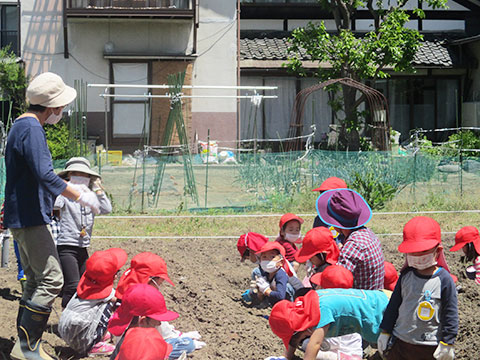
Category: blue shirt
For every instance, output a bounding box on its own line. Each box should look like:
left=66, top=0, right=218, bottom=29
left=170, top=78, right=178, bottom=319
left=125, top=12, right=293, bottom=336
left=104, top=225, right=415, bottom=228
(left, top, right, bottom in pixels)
left=316, top=288, right=390, bottom=343
left=4, top=116, right=67, bottom=228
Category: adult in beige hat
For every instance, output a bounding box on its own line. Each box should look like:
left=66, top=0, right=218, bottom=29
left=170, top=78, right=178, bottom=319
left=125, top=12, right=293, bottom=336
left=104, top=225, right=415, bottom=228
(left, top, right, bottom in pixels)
left=4, top=72, right=100, bottom=360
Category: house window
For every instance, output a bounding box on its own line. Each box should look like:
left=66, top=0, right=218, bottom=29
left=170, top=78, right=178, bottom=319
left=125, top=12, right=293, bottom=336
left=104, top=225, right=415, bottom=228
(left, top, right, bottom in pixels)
left=386, top=77, right=460, bottom=143
left=111, top=62, right=151, bottom=138
left=0, top=4, right=19, bottom=55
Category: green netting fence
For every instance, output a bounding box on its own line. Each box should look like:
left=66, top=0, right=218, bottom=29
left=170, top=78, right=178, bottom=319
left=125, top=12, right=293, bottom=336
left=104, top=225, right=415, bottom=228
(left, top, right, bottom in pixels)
left=0, top=147, right=470, bottom=213
left=1, top=145, right=479, bottom=213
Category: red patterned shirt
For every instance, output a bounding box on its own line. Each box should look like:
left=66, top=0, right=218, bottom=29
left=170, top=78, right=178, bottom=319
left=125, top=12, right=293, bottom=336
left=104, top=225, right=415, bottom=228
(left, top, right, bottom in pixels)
left=337, top=227, right=385, bottom=290
left=275, top=236, right=298, bottom=262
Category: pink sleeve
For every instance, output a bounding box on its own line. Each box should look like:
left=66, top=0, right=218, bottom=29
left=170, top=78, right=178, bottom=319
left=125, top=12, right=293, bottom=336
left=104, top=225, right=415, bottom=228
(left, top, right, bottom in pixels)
left=474, top=256, right=480, bottom=285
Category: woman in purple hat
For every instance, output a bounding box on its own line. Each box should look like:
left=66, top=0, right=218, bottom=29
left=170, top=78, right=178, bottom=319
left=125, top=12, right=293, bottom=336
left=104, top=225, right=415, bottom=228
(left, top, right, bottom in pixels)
left=316, top=189, right=385, bottom=290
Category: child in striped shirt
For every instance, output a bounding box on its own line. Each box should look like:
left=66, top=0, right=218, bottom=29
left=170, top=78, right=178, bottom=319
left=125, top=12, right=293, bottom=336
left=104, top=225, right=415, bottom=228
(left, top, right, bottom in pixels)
left=275, top=213, right=304, bottom=273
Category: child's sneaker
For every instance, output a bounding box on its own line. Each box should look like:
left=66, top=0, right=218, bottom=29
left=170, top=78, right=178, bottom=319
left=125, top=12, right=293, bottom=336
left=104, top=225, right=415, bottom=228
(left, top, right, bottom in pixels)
left=88, top=341, right=115, bottom=356
left=102, top=331, right=112, bottom=342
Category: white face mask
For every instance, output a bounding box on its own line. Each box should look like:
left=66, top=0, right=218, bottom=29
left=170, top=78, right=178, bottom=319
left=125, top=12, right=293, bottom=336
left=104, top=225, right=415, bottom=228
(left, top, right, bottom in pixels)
left=70, top=175, right=90, bottom=187
left=285, top=232, right=301, bottom=243
left=407, top=252, right=437, bottom=270
left=45, top=111, right=62, bottom=125
left=260, top=259, right=280, bottom=273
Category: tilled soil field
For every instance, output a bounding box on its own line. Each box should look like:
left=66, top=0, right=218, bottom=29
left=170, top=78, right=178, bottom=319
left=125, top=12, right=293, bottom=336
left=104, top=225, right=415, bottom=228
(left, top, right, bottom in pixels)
left=0, top=233, right=478, bottom=359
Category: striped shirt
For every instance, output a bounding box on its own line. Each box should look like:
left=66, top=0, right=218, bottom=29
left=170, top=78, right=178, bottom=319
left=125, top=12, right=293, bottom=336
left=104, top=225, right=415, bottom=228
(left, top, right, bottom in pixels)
left=275, top=236, right=298, bottom=262
left=337, top=227, right=385, bottom=290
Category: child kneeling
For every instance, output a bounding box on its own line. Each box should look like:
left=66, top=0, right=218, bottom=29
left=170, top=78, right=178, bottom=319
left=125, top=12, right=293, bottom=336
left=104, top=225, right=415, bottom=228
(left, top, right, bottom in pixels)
left=58, top=248, right=127, bottom=356
left=253, top=242, right=304, bottom=306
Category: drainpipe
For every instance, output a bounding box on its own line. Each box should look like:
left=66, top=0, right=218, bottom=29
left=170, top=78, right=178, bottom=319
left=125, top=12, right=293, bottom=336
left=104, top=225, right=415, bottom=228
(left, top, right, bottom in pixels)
left=236, top=0, right=241, bottom=147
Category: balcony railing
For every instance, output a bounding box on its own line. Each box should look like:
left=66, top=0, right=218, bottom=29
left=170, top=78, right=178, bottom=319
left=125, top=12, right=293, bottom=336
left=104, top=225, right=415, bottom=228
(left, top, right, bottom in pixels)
left=65, top=0, right=194, bottom=17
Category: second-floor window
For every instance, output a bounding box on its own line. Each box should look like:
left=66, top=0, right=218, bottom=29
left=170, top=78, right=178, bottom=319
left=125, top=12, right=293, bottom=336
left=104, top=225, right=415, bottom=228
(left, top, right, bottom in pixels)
left=0, top=4, right=19, bottom=55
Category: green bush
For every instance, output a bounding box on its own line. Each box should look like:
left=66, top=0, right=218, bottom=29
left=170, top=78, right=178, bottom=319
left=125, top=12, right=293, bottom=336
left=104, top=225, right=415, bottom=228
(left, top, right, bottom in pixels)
left=349, top=171, right=397, bottom=210
left=0, top=46, right=28, bottom=119
left=45, top=121, right=81, bottom=160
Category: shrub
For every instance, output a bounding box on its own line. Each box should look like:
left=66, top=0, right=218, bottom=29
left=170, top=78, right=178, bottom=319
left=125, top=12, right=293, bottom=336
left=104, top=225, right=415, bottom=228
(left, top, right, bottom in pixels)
left=45, top=121, right=81, bottom=160
left=349, top=171, right=397, bottom=210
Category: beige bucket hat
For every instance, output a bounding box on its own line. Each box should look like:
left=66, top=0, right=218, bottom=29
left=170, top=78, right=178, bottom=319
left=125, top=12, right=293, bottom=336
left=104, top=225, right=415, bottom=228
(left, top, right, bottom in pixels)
left=26, top=72, right=77, bottom=108
left=58, top=157, right=100, bottom=179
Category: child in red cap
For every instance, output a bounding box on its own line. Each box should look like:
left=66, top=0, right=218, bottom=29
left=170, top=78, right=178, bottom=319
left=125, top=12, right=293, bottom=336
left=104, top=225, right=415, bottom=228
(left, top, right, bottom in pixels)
left=378, top=216, right=458, bottom=360
left=116, top=327, right=172, bottom=360
left=450, top=226, right=480, bottom=284
left=275, top=213, right=304, bottom=273
left=115, top=252, right=174, bottom=300
left=312, top=177, right=347, bottom=241
left=108, top=284, right=179, bottom=359
left=237, top=232, right=269, bottom=303
left=58, top=248, right=127, bottom=356
left=254, top=242, right=304, bottom=306
left=384, top=261, right=399, bottom=291
left=294, top=227, right=340, bottom=287
left=302, top=265, right=363, bottom=360
left=269, top=286, right=390, bottom=360
left=115, top=252, right=202, bottom=358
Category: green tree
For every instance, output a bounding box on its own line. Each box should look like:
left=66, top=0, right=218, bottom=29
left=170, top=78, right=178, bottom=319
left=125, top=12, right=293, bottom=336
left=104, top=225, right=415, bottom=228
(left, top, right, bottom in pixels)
left=286, top=0, right=447, bottom=150
left=0, top=46, right=28, bottom=119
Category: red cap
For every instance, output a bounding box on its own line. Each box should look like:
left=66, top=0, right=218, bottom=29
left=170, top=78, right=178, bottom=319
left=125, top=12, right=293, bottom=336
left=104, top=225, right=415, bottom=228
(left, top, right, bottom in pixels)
left=255, top=241, right=286, bottom=258
left=116, top=327, right=172, bottom=360
left=77, top=248, right=128, bottom=300
left=398, top=216, right=441, bottom=253
left=310, top=265, right=353, bottom=289
left=237, top=232, right=269, bottom=259
left=451, top=226, right=480, bottom=254
left=384, top=261, right=399, bottom=291
left=279, top=213, right=304, bottom=230
left=108, top=284, right=179, bottom=336
left=295, top=227, right=339, bottom=264
left=312, top=177, right=347, bottom=192
left=116, top=252, right=174, bottom=300
left=269, top=291, right=320, bottom=349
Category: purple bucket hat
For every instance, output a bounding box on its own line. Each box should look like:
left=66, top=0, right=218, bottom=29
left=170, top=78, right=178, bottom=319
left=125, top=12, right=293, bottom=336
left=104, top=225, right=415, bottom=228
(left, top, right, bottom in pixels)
left=316, top=189, right=372, bottom=230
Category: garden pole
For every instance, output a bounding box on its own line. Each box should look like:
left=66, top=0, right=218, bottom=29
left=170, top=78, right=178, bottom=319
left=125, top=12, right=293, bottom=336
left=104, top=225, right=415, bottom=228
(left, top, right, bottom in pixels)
left=460, top=136, right=463, bottom=196
left=1, top=229, right=9, bottom=268
left=141, top=96, right=148, bottom=213
left=205, top=129, right=210, bottom=208
left=104, top=88, right=109, bottom=164
left=413, top=131, right=418, bottom=204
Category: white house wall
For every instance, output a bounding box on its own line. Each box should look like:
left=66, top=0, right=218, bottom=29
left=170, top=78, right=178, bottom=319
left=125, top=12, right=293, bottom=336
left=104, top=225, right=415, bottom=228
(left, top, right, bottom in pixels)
left=19, top=0, right=239, bottom=148
left=191, top=0, right=238, bottom=145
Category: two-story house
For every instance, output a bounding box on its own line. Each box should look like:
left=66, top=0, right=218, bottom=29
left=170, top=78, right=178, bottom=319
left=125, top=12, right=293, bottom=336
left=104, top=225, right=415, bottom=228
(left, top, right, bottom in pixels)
left=3, top=0, right=480, bottom=150
left=7, top=0, right=238, bottom=153
left=239, top=0, right=480, bottom=144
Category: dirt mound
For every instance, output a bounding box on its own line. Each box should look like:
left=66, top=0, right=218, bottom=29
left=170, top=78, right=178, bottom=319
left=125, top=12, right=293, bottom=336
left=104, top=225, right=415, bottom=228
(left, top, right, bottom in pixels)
left=0, top=235, right=478, bottom=359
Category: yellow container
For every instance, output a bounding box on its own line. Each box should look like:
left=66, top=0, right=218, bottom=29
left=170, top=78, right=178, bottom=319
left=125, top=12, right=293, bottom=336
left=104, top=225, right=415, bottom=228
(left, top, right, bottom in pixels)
left=97, top=150, right=123, bottom=166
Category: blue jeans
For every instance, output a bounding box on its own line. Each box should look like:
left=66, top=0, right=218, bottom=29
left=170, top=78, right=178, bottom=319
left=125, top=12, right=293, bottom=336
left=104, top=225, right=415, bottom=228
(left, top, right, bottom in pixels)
left=165, top=337, right=195, bottom=359
left=13, top=240, right=24, bottom=280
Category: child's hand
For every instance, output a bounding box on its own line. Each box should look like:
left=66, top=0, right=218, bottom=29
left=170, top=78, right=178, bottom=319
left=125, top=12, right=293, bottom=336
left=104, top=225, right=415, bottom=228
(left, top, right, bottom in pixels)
left=92, top=178, right=104, bottom=193
left=433, top=341, right=454, bottom=360
left=256, top=277, right=271, bottom=294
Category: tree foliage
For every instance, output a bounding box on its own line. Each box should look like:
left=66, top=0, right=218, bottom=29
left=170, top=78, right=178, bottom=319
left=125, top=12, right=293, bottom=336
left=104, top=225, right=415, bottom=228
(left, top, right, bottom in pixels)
left=0, top=46, right=28, bottom=119
left=286, top=0, right=448, bottom=150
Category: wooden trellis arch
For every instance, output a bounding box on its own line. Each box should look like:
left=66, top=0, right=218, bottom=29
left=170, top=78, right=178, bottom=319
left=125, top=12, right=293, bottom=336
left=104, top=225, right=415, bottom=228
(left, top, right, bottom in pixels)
left=287, top=78, right=391, bottom=151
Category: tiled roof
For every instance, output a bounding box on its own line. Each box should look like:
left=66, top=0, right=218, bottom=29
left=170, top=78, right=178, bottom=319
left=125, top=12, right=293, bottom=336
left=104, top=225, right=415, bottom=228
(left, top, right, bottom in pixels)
left=240, top=36, right=460, bottom=67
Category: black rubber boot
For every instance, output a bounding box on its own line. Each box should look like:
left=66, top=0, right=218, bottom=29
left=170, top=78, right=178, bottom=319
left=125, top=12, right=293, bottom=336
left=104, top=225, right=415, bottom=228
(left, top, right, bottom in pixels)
left=16, top=300, right=26, bottom=331
left=10, top=300, right=57, bottom=360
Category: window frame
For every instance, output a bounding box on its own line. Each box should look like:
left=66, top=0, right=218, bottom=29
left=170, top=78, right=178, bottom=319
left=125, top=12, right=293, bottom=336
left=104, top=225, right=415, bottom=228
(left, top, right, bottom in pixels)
left=109, top=60, right=152, bottom=146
